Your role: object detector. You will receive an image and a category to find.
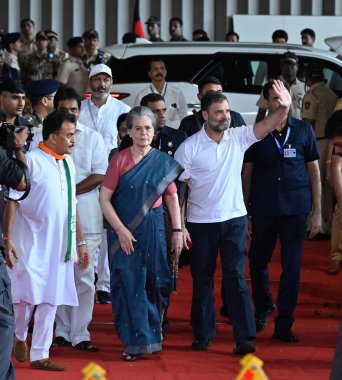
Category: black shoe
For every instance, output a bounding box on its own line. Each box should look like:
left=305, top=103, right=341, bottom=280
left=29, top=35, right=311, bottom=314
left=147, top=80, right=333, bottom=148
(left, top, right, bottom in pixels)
left=308, top=232, right=331, bottom=241
left=51, top=336, right=71, bottom=347
left=162, top=314, right=169, bottom=332
left=234, top=338, right=256, bottom=355
left=272, top=328, right=298, bottom=343
left=220, top=305, right=229, bottom=318
left=191, top=339, right=212, bottom=351
left=254, top=302, right=277, bottom=332
left=96, top=290, right=111, bottom=304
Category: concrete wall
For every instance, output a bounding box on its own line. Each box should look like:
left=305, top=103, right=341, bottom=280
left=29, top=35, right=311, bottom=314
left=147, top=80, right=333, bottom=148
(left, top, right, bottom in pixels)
left=0, top=0, right=341, bottom=49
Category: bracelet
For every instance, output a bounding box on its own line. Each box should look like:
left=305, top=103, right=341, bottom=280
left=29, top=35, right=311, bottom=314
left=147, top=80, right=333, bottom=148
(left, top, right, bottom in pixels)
left=77, top=240, right=87, bottom=247
left=3, top=235, right=11, bottom=241
left=326, top=160, right=331, bottom=164
left=172, top=228, right=183, bottom=233
left=115, top=224, right=124, bottom=233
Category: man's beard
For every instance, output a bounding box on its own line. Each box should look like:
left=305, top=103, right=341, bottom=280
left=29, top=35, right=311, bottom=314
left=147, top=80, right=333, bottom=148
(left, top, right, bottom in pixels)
left=91, top=86, right=110, bottom=100
left=208, top=116, right=230, bottom=132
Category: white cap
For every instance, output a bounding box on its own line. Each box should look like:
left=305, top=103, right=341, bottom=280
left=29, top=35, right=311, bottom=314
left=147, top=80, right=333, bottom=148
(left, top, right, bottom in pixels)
left=89, top=63, right=112, bottom=78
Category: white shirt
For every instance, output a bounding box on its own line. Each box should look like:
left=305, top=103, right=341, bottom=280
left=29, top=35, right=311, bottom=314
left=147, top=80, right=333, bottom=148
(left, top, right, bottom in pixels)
left=134, top=82, right=188, bottom=129
left=8, top=149, right=78, bottom=306
left=79, top=96, right=130, bottom=153
left=72, top=122, right=108, bottom=235
left=174, top=125, right=258, bottom=223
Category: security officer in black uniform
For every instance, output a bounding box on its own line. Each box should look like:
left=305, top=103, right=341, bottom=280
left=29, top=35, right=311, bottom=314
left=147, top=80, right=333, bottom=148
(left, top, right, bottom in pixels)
left=179, top=76, right=246, bottom=137
left=24, top=79, right=60, bottom=134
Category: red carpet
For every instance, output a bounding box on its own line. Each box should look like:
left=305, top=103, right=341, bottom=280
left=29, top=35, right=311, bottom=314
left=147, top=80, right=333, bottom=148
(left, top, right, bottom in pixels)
left=13, top=239, right=341, bottom=380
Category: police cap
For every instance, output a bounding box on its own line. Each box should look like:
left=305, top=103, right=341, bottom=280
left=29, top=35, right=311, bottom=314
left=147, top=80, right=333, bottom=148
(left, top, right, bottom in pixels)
left=27, top=79, right=60, bottom=97
left=2, top=32, right=21, bottom=48
left=82, top=29, right=99, bottom=40
left=145, top=16, right=160, bottom=25
left=35, top=31, right=48, bottom=41
left=45, top=30, right=58, bottom=40
left=305, top=62, right=324, bottom=81
left=67, top=36, right=84, bottom=48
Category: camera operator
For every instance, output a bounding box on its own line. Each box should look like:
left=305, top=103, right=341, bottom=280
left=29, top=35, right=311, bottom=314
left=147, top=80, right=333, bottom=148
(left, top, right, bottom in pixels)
left=0, top=125, right=29, bottom=380
left=0, top=79, right=30, bottom=379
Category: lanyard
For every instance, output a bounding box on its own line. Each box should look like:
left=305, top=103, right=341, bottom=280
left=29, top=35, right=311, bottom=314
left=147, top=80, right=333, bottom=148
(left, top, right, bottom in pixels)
left=271, top=126, right=291, bottom=155
left=150, top=83, right=167, bottom=98
left=87, top=99, right=98, bottom=130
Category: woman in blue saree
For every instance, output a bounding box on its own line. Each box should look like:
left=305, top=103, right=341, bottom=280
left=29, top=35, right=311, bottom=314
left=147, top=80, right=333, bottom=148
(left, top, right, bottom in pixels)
left=99, top=106, right=183, bottom=361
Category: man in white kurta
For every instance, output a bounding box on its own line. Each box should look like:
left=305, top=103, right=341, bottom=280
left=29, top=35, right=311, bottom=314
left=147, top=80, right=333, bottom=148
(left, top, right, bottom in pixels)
left=4, top=111, right=89, bottom=371
left=51, top=87, right=108, bottom=350
left=78, top=63, right=130, bottom=303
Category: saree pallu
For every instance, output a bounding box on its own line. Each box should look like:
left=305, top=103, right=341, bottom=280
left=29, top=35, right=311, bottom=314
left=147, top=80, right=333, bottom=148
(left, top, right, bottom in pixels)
left=107, top=148, right=183, bottom=355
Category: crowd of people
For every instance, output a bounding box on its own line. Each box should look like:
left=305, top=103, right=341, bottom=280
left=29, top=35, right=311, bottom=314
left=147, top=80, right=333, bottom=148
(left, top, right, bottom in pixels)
left=0, top=16, right=341, bottom=380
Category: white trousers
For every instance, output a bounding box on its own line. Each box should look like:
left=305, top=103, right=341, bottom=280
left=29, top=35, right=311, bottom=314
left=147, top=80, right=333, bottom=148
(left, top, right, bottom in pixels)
left=95, top=229, right=110, bottom=292
left=14, top=301, right=57, bottom=361
left=55, top=233, right=101, bottom=346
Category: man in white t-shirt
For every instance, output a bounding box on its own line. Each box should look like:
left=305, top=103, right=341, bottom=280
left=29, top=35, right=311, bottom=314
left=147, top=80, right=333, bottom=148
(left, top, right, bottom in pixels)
left=174, top=80, right=291, bottom=355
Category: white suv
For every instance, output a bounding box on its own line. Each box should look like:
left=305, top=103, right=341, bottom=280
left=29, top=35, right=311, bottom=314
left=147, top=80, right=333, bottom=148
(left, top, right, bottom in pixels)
left=104, top=42, right=342, bottom=125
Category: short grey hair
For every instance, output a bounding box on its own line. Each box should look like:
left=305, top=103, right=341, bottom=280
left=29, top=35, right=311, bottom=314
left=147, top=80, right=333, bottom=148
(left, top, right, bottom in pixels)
left=126, top=106, right=157, bottom=130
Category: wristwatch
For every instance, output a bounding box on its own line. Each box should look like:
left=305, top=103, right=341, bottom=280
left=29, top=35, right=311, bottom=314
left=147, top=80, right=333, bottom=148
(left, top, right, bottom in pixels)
left=77, top=240, right=87, bottom=247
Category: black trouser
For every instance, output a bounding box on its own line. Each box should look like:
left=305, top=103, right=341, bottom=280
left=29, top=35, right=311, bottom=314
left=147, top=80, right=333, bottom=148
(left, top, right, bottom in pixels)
left=249, top=214, right=307, bottom=330
left=0, top=254, right=15, bottom=380
left=188, top=216, right=256, bottom=341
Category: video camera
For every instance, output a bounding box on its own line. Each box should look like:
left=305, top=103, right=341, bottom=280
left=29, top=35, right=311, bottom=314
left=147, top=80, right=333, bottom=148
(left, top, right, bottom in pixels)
left=0, top=111, right=34, bottom=157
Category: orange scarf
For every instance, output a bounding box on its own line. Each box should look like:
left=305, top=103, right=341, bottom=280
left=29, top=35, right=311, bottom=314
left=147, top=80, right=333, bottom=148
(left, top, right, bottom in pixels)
left=38, top=141, right=67, bottom=160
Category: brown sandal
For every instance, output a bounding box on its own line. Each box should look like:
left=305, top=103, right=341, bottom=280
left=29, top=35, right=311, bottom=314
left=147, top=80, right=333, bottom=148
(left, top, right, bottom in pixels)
left=73, top=341, right=99, bottom=352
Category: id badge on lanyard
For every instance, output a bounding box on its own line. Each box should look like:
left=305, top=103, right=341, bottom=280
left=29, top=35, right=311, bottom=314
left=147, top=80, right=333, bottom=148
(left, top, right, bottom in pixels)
left=272, top=127, right=296, bottom=158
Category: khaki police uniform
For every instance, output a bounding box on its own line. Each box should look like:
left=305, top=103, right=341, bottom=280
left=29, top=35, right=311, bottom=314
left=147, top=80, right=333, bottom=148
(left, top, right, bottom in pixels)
left=302, top=81, right=338, bottom=234
left=83, top=49, right=111, bottom=70
left=56, top=56, right=89, bottom=96
left=21, top=52, right=55, bottom=85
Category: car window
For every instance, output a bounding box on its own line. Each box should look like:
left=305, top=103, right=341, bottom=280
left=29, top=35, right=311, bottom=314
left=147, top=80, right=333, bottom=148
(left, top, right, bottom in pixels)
left=109, top=55, right=214, bottom=83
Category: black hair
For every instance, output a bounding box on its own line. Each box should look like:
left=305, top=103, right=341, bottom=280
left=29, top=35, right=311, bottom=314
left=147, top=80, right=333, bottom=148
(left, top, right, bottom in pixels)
left=20, top=18, right=35, bottom=28
left=201, top=91, right=228, bottom=113
left=0, top=80, right=25, bottom=95
left=140, top=93, right=165, bottom=106
left=193, top=29, right=209, bottom=41
left=301, top=28, right=315, bottom=39
left=225, top=31, right=239, bottom=41
left=53, top=86, right=81, bottom=110
left=170, top=17, right=183, bottom=26
left=272, top=29, right=288, bottom=42
left=262, top=80, right=276, bottom=100
left=42, top=110, right=76, bottom=140
left=325, top=110, right=342, bottom=138
left=198, top=76, right=222, bottom=94
left=148, top=57, right=165, bottom=71
left=117, top=113, right=128, bottom=129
